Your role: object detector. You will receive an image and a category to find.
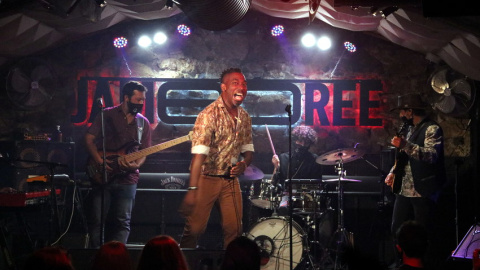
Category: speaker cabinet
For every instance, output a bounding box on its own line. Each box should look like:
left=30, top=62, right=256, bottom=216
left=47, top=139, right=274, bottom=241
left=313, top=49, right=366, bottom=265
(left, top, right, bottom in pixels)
left=0, top=141, right=75, bottom=191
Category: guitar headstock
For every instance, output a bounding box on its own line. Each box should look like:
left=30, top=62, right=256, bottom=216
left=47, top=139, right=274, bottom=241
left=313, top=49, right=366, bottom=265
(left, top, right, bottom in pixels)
left=187, top=131, right=193, bottom=141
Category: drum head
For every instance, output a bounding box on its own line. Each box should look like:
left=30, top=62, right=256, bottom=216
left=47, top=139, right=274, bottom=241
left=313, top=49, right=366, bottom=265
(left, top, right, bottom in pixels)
left=245, top=217, right=304, bottom=270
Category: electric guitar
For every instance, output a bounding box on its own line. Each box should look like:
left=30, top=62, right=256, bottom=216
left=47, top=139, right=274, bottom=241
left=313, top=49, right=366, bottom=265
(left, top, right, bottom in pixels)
left=390, top=123, right=410, bottom=193
left=87, top=131, right=193, bottom=184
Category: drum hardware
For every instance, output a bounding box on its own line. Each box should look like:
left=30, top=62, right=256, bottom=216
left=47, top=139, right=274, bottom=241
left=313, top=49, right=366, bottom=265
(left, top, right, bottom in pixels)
left=316, top=147, right=365, bottom=270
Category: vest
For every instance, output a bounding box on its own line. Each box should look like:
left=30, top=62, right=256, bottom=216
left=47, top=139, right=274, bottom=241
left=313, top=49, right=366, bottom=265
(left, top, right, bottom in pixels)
left=407, top=118, right=446, bottom=198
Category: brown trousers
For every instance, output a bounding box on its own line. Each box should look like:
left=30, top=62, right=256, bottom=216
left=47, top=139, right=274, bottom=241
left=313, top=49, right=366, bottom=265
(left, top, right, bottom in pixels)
left=180, top=175, right=243, bottom=248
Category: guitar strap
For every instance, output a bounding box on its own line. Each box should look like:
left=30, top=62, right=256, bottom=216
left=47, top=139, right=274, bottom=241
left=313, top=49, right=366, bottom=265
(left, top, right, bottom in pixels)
left=136, top=114, right=145, bottom=145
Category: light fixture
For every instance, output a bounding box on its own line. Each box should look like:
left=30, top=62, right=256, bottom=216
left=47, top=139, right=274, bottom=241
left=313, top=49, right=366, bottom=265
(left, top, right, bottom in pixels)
left=138, top=36, right=152, bottom=48
left=317, top=36, right=332, bottom=51
left=177, top=24, right=191, bottom=36
left=94, top=0, right=107, bottom=7
left=301, top=33, right=316, bottom=47
left=113, top=37, right=128, bottom=48
left=344, top=41, right=356, bottom=53
left=153, top=32, right=167, bottom=44
left=271, top=25, right=285, bottom=37
left=380, top=6, right=398, bottom=18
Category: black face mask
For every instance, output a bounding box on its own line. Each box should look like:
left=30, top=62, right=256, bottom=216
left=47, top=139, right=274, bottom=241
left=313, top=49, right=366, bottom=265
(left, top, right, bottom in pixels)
left=127, top=102, right=143, bottom=115
left=293, top=144, right=310, bottom=157
left=400, top=116, right=413, bottom=126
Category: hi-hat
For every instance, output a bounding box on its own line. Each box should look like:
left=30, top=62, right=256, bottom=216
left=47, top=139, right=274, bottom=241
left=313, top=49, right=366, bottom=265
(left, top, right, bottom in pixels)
left=323, top=177, right=362, bottom=183
left=316, top=148, right=365, bottom=165
left=239, top=164, right=264, bottom=181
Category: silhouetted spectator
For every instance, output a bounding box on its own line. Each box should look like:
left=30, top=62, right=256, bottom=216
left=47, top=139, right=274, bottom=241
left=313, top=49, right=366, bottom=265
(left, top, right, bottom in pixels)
left=221, top=236, right=261, bottom=270
left=396, top=220, right=428, bottom=269
left=91, top=241, right=132, bottom=270
left=137, top=235, right=189, bottom=270
left=473, top=249, right=480, bottom=270
left=23, top=246, right=74, bottom=270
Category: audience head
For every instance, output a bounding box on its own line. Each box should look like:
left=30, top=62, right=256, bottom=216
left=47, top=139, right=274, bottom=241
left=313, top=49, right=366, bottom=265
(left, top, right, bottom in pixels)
left=23, top=246, right=74, bottom=270
left=221, top=236, right=261, bottom=270
left=396, top=220, right=428, bottom=258
left=91, top=241, right=132, bottom=270
left=137, top=235, right=188, bottom=270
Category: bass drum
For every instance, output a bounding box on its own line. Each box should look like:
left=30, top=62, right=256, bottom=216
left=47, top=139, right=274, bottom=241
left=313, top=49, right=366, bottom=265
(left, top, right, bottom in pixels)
left=245, top=217, right=305, bottom=270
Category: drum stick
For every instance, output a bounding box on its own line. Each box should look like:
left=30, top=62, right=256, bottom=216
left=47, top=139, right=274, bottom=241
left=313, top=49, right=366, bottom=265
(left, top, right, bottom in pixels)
left=265, top=124, right=276, bottom=156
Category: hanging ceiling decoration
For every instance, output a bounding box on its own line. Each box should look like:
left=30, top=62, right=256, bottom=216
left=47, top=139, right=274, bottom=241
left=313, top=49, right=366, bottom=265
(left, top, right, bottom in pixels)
left=174, top=0, right=252, bottom=31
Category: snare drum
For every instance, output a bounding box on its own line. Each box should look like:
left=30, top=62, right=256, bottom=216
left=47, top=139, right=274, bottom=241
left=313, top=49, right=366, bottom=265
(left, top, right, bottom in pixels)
left=245, top=216, right=305, bottom=270
left=249, top=179, right=282, bottom=210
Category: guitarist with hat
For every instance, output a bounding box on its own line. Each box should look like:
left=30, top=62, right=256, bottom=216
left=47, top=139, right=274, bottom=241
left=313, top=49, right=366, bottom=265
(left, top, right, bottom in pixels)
left=84, top=81, right=152, bottom=248
left=384, top=93, right=447, bottom=269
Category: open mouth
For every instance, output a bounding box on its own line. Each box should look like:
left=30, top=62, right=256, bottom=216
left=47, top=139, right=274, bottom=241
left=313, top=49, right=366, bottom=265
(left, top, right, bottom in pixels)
left=234, top=93, right=244, bottom=101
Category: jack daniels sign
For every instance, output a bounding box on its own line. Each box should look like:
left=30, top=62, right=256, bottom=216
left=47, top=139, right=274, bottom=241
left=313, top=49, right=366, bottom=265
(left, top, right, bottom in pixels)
left=71, top=77, right=384, bottom=128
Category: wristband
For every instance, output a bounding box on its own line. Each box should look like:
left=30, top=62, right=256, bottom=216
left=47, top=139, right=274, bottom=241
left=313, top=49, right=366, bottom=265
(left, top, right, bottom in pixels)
left=187, top=186, right=198, bottom=190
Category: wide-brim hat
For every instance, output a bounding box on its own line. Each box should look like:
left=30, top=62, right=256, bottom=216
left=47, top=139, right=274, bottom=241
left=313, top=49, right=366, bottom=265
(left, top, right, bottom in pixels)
left=390, top=93, right=430, bottom=111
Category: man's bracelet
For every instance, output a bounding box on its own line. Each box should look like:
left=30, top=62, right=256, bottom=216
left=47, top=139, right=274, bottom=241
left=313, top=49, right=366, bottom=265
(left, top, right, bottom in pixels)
left=187, top=186, right=198, bottom=190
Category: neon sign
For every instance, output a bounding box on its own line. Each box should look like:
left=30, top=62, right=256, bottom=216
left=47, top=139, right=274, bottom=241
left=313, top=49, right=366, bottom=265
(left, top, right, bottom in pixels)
left=71, top=77, right=384, bottom=127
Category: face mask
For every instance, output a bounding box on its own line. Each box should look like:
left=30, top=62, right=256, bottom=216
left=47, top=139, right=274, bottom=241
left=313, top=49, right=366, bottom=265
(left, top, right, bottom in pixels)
left=293, top=144, right=310, bottom=156
left=400, top=116, right=413, bottom=126
left=127, top=101, right=143, bottom=115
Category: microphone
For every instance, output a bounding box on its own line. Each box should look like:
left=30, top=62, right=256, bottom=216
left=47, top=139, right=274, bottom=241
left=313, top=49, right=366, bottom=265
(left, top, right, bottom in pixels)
left=285, top=104, right=291, bottom=114
left=96, top=97, right=103, bottom=108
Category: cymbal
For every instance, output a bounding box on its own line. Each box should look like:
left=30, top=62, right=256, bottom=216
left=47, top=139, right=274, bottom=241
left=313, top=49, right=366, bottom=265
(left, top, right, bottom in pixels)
left=239, top=164, right=264, bottom=181
left=323, top=177, right=362, bottom=183
left=316, top=148, right=365, bottom=165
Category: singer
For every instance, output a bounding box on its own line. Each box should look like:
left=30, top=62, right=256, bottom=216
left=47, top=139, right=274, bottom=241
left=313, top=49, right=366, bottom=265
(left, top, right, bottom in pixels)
left=178, top=68, right=254, bottom=249
left=384, top=93, right=446, bottom=269
left=84, top=81, right=152, bottom=248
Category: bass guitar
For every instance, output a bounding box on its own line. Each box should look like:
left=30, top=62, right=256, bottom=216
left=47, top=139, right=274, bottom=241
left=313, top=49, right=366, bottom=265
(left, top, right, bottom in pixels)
left=87, top=131, right=193, bottom=184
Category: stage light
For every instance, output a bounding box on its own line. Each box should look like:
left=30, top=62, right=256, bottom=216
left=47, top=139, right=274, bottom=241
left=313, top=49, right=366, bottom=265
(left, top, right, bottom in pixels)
left=138, top=35, right=152, bottom=48
left=271, top=25, right=284, bottom=37
left=317, top=36, right=332, bottom=50
left=177, top=24, right=191, bottom=36
left=344, top=41, right=356, bottom=53
left=113, top=37, right=128, bottom=48
left=94, top=0, right=107, bottom=7
left=153, top=32, right=167, bottom=44
left=301, top=33, right=316, bottom=47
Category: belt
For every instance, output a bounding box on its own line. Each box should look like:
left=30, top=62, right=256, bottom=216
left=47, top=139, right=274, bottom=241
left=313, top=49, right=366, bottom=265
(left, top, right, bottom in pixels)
left=204, top=174, right=235, bottom=180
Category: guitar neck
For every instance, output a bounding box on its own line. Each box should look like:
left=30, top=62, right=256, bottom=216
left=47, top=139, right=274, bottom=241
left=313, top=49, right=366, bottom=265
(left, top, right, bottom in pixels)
left=124, top=134, right=191, bottom=162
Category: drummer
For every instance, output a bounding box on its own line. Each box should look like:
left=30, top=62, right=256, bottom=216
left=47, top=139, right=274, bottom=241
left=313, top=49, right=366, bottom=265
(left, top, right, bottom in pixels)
left=271, top=125, right=322, bottom=215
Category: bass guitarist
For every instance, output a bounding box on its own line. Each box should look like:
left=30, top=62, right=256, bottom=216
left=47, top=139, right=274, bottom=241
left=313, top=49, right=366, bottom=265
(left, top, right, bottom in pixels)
left=384, top=93, right=447, bottom=269
left=84, top=81, right=152, bottom=248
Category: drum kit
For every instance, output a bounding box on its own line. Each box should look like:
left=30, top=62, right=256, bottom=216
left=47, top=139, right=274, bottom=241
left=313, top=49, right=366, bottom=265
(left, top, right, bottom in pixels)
left=242, top=147, right=365, bottom=270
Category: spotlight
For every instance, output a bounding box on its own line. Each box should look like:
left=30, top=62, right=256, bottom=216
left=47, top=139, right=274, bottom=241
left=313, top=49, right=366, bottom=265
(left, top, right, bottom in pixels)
left=138, top=36, right=152, bottom=48
left=153, top=32, right=167, bottom=44
left=301, top=33, right=316, bottom=47
left=271, top=25, right=285, bottom=37
left=344, top=41, right=356, bottom=53
left=177, top=24, right=191, bottom=36
left=317, top=36, right=332, bottom=50
left=380, top=6, right=398, bottom=18
left=94, top=0, right=107, bottom=7
left=113, top=37, right=128, bottom=48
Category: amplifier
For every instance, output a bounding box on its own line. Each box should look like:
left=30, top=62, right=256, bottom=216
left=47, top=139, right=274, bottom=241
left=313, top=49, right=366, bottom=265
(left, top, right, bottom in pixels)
left=0, top=141, right=75, bottom=191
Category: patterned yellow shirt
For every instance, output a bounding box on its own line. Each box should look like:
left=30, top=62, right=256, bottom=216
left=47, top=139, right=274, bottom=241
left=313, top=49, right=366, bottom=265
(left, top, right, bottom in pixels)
left=191, top=96, right=254, bottom=175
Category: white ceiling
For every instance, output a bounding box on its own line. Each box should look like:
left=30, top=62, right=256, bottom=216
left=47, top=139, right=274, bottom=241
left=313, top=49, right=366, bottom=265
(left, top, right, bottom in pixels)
left=1, top=0, right=479, bottom=80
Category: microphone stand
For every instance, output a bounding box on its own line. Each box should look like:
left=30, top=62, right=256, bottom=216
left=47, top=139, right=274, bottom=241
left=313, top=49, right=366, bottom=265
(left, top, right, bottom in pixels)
left=285, top=105, right=293, bottom=270
left=99, top=100, right=107, bottom=246
left=359, top=155, right=390, bottom=266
